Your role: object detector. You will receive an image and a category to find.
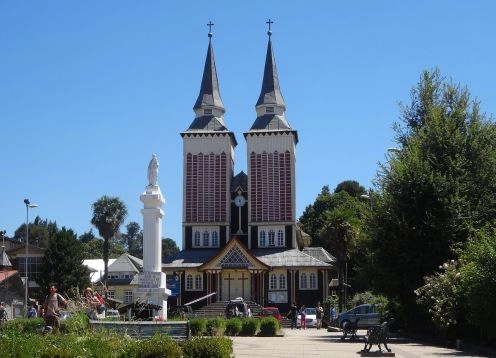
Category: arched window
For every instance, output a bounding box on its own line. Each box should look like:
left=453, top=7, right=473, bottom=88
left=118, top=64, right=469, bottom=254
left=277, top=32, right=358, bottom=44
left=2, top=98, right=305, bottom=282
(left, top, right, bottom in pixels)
left=203, top=231, right=209, bottom=247
left=212, top=231, right=218, bottom=247
left=195, top=274, right=203, bottom=290
left=186, top=274, right=193, bottom=290
left=300, top=272, right=308, bottom=289
left=309, top=272, right=317, bottom=289
left=260, top=230, right=266, bottom=247
left=279, top=273, right=286, bottom=289
left=270, top=274, right=277, bottom=290
left=277, top=230, right=284, bottom=246
left=194, top=231, right=201, bottom=247
left=268, top=230, right=275, bottom=246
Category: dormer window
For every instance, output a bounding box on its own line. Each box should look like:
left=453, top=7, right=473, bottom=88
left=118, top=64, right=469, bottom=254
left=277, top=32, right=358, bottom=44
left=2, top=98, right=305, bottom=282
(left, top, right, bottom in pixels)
left=266, top=107, right=274, bottom=113
left=204, top=108, right=212, bottom=115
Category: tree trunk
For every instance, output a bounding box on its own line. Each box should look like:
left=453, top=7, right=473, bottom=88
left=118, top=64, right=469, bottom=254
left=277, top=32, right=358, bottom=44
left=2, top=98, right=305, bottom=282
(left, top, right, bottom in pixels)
left=103, top=237, right=109, bottom=295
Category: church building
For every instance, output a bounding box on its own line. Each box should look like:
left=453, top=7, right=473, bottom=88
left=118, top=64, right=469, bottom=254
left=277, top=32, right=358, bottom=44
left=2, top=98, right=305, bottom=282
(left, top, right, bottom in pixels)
left=163, top=23, right=334, bottom=312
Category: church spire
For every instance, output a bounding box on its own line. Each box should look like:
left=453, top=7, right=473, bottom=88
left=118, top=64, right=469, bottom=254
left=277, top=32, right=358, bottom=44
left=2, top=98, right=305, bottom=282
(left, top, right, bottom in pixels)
left=193, top=21, right=225, bottom=116
left=255, top=19, right=286, bottom=111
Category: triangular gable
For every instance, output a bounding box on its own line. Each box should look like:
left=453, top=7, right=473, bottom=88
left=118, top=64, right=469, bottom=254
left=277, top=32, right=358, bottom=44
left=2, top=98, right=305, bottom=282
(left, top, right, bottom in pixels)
left=200, top=237, right=269, bottom=271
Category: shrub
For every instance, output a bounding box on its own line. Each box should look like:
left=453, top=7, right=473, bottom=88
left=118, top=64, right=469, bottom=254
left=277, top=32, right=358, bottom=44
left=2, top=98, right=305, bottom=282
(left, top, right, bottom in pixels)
left=349, top=291, right=390, bottom=320
left=61, top=311, right=89, bottom=334
left=240, top=317, right=259, bottom=336
left=126, top=334, right=182, bottom=358
left=224, top=317, right=242, bottom=336
left=182, top=336, right=233, bottom=358
left=259, top=316, right=279, bottom=336
left=189, top=318, right=207, bottom=336
left=2, top=317, right=43, bottom=334
left=206, top=317, right=225, bottom=336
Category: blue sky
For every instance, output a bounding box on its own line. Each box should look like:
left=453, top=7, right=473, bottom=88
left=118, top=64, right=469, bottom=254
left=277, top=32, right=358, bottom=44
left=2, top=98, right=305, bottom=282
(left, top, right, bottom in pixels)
left=1, top=1, right=495, bottom=248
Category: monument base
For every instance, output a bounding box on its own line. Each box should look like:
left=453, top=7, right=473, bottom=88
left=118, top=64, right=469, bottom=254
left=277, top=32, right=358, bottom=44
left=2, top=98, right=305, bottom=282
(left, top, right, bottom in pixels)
left=134, top=271, right=171, bottom=320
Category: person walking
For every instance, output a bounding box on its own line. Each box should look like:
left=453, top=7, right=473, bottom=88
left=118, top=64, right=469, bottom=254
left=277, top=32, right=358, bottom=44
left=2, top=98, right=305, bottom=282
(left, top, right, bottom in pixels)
left=299, top=305, right=307, bottom=329
left=287, top=302, right=298, bottom=329
left=27, top=302, right=37, bottom=318
left=316, top=302, right=324, bottom=329
left=329, top=304, right=337, bottom=326
left=43, top=285, right=67, bottom=333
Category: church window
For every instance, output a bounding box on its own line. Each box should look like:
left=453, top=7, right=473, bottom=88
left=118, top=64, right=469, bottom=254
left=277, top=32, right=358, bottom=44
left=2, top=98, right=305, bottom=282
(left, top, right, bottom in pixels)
left=195, top=274, right=203, bottom=290
left=270, top=274, right=277, bottom=289
left=268, top=230, right=275, bottom=246
left=259, top=230, right=266, bottom=247
left=220, top=246, right=253, bottom=268
left=212, top=231, right=218, bottom=247
left=203, top=231, right=209, bottom=246
left=279, top=274, right=286, bottom=289
left=309, top=273, right=317, bottom=289
left=277, top=230, right=284, bottom=246
left=300, top=272, right=308, bottom=289
left=186, top=274, right=193, bottom=290
left=266, top=107, right=274, bottom=113
left=194, top=231, right=201, bottom=247
left=204, top=108, right=212, bottom=115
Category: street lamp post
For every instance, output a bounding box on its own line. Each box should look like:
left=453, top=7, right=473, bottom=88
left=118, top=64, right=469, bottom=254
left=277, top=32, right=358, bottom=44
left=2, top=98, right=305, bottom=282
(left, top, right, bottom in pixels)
left=23, top=198, right=38, bottom=316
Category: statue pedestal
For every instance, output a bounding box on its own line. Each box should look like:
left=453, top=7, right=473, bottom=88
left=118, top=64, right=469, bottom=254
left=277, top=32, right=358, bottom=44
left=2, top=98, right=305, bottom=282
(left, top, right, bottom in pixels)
left=134, top=271, right=171, bottom=319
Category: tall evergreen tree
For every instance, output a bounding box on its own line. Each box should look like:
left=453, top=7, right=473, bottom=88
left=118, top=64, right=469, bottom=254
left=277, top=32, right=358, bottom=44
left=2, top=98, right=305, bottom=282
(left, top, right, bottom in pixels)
left=366, top=69, right=496, bottom=328
left=38, top=227, right=91, bottom=298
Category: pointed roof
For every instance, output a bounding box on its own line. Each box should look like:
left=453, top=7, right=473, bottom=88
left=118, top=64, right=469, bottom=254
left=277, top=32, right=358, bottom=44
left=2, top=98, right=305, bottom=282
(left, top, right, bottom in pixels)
left=108, top=253, right=142, bottom=273
left=255, top=33, right=286, bottom=109
left=0, top=247, right=12, bottom=267
left=247, top=25, right=298, bottom=143
left=193, top=32, right=225, bottom=114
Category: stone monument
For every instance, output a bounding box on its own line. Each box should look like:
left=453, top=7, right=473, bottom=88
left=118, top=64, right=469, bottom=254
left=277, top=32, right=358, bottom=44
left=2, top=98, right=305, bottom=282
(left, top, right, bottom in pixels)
left=134, top=154, right=171, bottom=319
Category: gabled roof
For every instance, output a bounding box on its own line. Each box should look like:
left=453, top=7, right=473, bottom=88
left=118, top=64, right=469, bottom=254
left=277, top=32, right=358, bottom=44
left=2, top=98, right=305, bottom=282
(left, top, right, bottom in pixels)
left=302, top=247, right=336, bottom=264
left=109, top=253, right=142, bottom=273
left=252, top=248, right=332, bottom=268
left=200, top=238, right=269, bottom=271
left=231, top=171, right=247, bottom=192
left=1, top=247, right=12, bottom=267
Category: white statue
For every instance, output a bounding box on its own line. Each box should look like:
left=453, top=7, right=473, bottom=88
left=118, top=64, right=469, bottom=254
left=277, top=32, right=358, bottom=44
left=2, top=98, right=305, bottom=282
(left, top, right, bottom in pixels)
left=147, top=154, right=159, bottom=186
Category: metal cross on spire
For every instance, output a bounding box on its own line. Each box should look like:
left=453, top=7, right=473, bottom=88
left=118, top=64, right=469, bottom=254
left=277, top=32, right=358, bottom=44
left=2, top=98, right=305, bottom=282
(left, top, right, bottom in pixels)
left=266, top=18, right=274, bottom=36
left=207, top=21, right=214, bottom=38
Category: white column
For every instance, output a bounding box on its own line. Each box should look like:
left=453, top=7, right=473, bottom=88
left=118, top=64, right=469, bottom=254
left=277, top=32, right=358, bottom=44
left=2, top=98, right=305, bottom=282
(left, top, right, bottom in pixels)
left=140, top=185, right=164, bottom=272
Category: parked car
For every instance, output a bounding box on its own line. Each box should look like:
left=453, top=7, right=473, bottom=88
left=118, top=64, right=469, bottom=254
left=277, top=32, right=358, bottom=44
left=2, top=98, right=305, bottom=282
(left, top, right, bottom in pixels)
left=259, top=307, right=282, bottom=322
left=337, top=304, right=380, bottom=329
left=225, top=299, right=248, bottom=318
left=297, top=307, right=317, bottom=328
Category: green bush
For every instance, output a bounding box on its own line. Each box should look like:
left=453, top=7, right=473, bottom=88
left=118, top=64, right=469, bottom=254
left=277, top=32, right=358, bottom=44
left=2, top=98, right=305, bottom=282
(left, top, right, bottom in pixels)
left=240, top=317, right=259, bottom=336
left=259, top=316, right=279, bottom=336
left=182, top=336, right=233, bottom=358
left=206, top=317, right=225, bottom=336
left=125, top=334, right=182, bottom=358
left=61, top=311, right=89, bottom=334
left=189, top=318, right=207, bottom=336
left=349, top=291, right=389, bottom=321
left=224, top=317, right=242, bottom=336
left=2, top=317, right=43, bottom=334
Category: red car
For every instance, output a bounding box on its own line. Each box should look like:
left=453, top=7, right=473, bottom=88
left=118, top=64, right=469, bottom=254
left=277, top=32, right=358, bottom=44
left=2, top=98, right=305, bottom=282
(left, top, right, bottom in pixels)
left=259, top=307, right=282, bottom=322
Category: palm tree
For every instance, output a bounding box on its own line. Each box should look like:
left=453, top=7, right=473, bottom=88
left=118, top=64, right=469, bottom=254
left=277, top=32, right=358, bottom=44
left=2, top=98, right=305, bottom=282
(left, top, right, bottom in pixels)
left=318, top=205, right=361, bottom=312
left=91, top=196, right=127, bottom=290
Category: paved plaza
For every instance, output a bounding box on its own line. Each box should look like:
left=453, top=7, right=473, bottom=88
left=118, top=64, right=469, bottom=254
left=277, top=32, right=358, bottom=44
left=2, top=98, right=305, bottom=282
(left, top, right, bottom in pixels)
left=231, top=328, right=496, bottom=358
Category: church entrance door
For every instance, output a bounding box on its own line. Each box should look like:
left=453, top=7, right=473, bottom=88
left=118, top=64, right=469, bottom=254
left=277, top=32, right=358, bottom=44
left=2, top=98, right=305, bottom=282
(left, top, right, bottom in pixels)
left=221, top=270, right=251, bottom=301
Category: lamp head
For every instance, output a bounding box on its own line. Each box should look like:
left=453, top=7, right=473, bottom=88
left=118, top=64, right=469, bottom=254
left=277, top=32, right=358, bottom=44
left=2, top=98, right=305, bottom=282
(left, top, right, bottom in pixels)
left=24, top=199, right=30, bottom=205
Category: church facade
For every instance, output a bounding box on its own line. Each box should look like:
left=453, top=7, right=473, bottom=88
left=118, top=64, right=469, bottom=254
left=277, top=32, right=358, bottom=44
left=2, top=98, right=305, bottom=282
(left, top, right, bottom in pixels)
left=163, top=25, right=334, bottom=312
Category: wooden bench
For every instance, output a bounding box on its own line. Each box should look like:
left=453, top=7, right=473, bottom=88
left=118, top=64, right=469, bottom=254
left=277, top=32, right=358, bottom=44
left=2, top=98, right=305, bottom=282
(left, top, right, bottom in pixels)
left=360, top=318, right=395, bottom=356
left=341, top=318, right=360, bottom=340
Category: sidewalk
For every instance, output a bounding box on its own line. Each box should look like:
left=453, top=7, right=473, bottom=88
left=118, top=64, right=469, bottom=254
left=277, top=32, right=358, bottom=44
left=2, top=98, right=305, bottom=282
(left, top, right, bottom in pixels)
left=231, top=328, right=496, bottom=358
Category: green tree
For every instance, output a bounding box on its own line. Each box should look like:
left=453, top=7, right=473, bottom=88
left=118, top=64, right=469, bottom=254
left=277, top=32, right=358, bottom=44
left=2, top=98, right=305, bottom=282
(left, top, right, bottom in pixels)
left=120, top=222, right=143, bottom=258
left=90, top=196, right=127, bottom=289
left=80, top=238, right=126, bottom=259
left=334, top=180, right=367, bottom=198
left=367, top=69, right=496, bottom=329
left=14, top=216, right=53, bottom=249
left=79, top=229, right=96, bottom=243
left=162, top=238, right=180, bottom=259
left=317, top=191, right=365, bottom=311
left=299, top=186, right=333, bottom=247
left=38, top=227, right=91, bottom=298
